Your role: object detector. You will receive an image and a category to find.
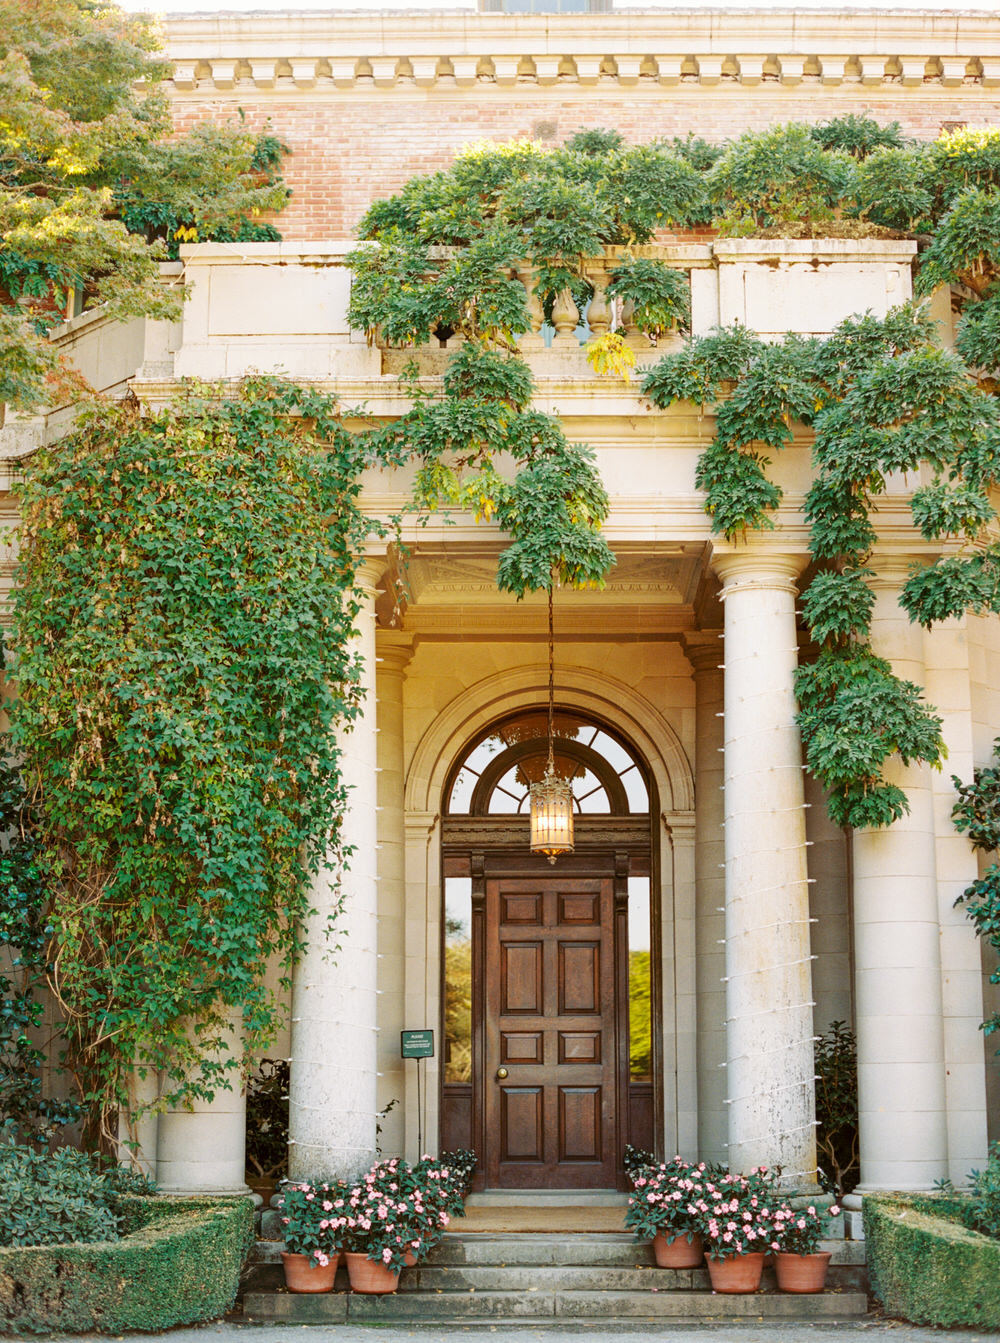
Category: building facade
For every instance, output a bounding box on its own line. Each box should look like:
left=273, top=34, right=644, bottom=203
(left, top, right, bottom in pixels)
left=5, top=7, right=1000, bottom=1198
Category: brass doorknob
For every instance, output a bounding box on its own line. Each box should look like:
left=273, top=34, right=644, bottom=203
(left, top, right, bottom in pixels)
left=496, top=1067, right=508, bottom=1080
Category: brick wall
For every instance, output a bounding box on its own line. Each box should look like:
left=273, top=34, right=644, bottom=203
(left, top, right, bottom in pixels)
left=172, top=83, right=1000, bottom=240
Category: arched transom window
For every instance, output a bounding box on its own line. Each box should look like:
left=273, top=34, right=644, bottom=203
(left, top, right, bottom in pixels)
left=446, top=710, right=649, bottom=816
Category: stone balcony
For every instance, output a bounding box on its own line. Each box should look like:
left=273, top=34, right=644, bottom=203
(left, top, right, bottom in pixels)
left=161, top=236, right=916, bottom=388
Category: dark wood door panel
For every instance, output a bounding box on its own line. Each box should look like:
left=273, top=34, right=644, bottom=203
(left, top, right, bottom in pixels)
left=558, top=1086, right=602, bottom=1163
left=485, top=872, right=620, bottom=1189
left=500, top=942, right=542, bottom=1014
left=558, top=940, right=601, bottom=1014
left=500, top=1086, right=543, bottom=1162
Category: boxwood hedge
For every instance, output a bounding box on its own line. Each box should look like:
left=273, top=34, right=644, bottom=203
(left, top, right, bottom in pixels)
left=0, top=1194, right=254, bottom=1334
left=864, top=1192, right=1000, bottom=1328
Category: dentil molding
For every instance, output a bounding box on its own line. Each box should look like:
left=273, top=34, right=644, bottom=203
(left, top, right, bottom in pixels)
left=162, top=11, right=1000, bottom=94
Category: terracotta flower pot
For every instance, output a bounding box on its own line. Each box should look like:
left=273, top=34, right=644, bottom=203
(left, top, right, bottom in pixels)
left=706, top=1251, right=765, bottom=1294
left=281, top=1251, right=338, bottom=1293
left=653, top=1231, right=704, bottom=1268
left=774, top=1249, right=832, bottom=1293
left=403, top=1247, right=419, bottom=1268
left=345, top=1251, right=400, bottom=1294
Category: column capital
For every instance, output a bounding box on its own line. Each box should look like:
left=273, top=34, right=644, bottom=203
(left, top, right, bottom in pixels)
left=354, top=555, right=388, bottom=596
left=662, top=810, right=696, bottom=845
left=712, top=550, right=808, bottom=596
left=682, top=634, right=723, bottom=675
left=864, top=551, right=924, bottom=593
left=377, top=632, right=415, bottom=677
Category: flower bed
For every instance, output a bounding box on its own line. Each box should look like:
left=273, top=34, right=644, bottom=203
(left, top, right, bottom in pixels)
left=0, top=1194, right=254, bottom=1335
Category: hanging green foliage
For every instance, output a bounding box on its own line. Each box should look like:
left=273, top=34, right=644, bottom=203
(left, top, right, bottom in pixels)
left=952, top=742, right=1000, bottom=1040
left=643, top=298, right=1000, bottom=827
left=10, top=377, right=394, bottom=1143
left=347, top=132, right=711, bottom=594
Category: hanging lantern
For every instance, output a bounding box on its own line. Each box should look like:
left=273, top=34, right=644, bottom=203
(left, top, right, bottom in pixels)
left=529, top=583, right=574, bottom=864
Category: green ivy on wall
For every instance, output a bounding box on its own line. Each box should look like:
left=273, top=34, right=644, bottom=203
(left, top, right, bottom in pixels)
left=10, top=378, right=393, bottom=1143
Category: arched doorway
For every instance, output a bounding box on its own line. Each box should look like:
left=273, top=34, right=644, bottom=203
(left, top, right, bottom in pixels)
left=440, top=708, right=656, bottom=1191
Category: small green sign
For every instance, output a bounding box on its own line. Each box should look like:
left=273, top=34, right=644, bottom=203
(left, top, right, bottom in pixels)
left=401, top=1029, right=434, bottom=1059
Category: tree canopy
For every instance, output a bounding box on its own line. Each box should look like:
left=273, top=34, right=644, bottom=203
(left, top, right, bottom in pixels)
left=0, top=0, right=288, bottom=417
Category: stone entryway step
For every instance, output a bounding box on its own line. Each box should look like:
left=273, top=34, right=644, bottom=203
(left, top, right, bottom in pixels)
left=243, top=1288, right=869, bottom=1324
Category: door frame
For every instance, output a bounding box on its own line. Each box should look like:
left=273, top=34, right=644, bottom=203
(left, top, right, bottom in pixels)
left=441, top=816, right=657, bottom=1192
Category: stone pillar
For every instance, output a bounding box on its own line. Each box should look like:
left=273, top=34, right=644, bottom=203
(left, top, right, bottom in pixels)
left=687, top=637, right=728, bottom=1165
left=375, top=634, right=414, bottom=1159
left=851, top=561, right=947, bottom=1191
left=288, top=560, right=382, bottom=1182
left=923, top=617, right=989, bottom=1181
left=117, top=1061, right=159, bottom=1180
left=156, top=1008, right=247, bottom=1194
left=665, top=813, right=698, bottom=1158
left=714, top=552, right=817, bottom=1187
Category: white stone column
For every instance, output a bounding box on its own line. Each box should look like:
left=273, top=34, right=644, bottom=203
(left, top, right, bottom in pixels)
left=665, top=813, right=698, bottom=1158
left=923, top=617, right=989, bottom=1182
left=156, top=1009, right=247, bottom=1194
left=117, top=1061, right=159, bottom=1180
left=851, top=561, right=948, bottom=1191
left=375, top=634, right=414, bottom=1159
left=288, top=559, right=382, bottom=1182
left=687, top=638, right=728, bottom=1166
left=715, top=552, right=817, bottom=1187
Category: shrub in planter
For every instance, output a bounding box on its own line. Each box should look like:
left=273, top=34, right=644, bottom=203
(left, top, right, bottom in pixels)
left=0, top=1144, right=120, bottom=1247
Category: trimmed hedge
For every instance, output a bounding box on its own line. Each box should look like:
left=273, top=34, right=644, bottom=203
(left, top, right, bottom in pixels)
left=864, top=1192, right=1000, bottom=1329
left=0, top=1194, right=254, bottom=1335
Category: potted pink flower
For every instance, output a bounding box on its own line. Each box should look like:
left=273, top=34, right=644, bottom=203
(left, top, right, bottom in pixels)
left=770, top=1200, right=842, bottom=1292
left=625, top=1156, right=712, bottom=1268
left=278, top=1179, right=348, bottom=1293
left=695, top=1167, right=781, bottom=1293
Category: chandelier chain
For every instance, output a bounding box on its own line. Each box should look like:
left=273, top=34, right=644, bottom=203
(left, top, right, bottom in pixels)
left=547, top=580, right=555, bottom=775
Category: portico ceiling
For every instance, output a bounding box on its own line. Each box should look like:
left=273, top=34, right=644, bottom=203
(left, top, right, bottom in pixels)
left=377, top=542, right=714, bottom=638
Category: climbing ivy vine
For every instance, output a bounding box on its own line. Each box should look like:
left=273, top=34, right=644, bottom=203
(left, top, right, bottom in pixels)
left=10, top=378, right=393, bottom=1144
left=952, top=742, right=1000, bottom=1040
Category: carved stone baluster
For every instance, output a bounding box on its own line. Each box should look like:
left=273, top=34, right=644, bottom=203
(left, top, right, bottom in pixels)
left=551, top=288, right=581, bottom=347
left=585, top=272, right=612, bottom=339
left=516, top=265, right=546, bottom=351
left=620, top=299, right=648, bottom=352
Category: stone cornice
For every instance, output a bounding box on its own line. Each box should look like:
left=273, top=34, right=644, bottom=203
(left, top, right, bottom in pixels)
left=162, top=10, right=1000, bottom=93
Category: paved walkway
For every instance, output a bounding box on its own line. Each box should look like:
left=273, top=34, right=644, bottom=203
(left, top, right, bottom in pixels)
left=48, top=1321, right=1000, bottom=1343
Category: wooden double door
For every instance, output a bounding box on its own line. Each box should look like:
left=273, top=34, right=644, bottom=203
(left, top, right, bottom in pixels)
left=481, top=867, right=625, bottom=1189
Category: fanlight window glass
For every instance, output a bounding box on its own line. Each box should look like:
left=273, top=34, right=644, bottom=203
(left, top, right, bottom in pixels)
left=447, top=711, right=648, bottom=816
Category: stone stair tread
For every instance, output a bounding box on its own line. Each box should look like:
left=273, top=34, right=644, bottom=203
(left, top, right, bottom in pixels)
left=244, top=1288, right=869, bottom=1323
left=250, top=1234, right=864, bottom=1268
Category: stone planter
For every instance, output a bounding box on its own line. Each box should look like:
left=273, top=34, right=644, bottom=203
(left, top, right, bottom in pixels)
left=705, top=1251, right=765, bottom=1293
left=774, top=1249, right=832, bottom=1293
left=653, top=1231, right=704, bottom=1268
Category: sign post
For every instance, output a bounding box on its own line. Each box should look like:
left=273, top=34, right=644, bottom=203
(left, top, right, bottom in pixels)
left=400, top=1030, right=434, bottom=1155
